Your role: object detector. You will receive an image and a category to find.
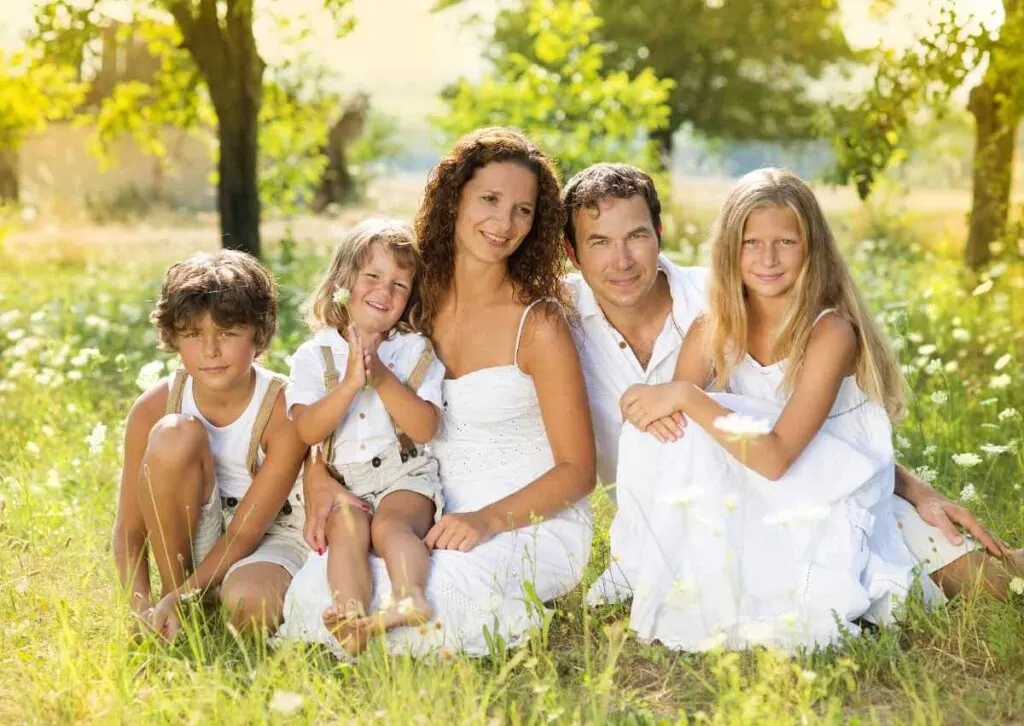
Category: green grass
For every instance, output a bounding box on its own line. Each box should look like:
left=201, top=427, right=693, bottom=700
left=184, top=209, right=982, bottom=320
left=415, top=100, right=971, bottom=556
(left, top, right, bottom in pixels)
left=1, top=208, right=1022, bottom=724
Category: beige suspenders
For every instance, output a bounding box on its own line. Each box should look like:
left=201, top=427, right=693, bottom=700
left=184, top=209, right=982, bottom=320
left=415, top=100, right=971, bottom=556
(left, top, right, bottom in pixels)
left=319, top=338, right=435, bottom=473
left=165, top=368, right=286, bottom=476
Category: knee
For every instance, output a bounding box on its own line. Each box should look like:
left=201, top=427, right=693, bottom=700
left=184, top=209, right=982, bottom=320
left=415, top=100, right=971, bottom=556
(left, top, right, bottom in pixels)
left=221, top=576, right=282, bottom=630
left=370, top=513, right=414, bottom=547
left=144, top=415, right=207, bottom=470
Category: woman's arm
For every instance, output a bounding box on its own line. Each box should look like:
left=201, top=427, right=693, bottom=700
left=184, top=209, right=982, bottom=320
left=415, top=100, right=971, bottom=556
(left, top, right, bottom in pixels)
left=622, top=314, right=857, bottom=481
left=425, top=304, right=596, bottom=551
left=112, top=385, right=165, bottom=614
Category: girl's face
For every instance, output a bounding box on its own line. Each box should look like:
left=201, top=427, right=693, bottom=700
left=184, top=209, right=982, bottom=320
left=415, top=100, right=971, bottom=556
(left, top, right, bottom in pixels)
left=346, top=242, right=414, bottom=335
left=453, top=161, right=538, bottom=265
left=176, top=312, right=258, bottom=395
left=740, top=205, right=806, bottom=301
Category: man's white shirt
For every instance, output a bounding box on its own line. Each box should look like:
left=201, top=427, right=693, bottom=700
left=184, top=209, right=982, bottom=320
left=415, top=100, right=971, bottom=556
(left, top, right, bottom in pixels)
left=566, top=255, right=708, bottom=489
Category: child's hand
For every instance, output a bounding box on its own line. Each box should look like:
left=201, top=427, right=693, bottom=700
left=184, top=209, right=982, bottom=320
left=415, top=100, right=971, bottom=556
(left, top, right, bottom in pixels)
left=645, top=413, right=688, bottom=443
left=144, top=593, right=183, bottom=642
left=361, top=333, right=388, bottom=387
left=620, top=383, right=686, bottom=432
left=341, top=324, right=367, bottom=390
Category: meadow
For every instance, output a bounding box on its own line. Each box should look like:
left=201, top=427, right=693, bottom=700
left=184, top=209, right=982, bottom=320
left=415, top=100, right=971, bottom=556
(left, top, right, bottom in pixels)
left=0, top=192, right=1022, bottom=724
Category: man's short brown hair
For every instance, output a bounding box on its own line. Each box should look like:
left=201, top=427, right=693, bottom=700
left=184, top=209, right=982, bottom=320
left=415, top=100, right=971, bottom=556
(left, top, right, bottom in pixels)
left=150, top=250, right=278, bottom=355
left=562, top=163, right=662, bottom=251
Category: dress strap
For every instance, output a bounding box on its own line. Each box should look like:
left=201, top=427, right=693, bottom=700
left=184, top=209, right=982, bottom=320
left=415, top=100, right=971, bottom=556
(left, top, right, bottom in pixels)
left=812, top=308, right=838, bottom=327
left=513, top=298, right=554, bottom=369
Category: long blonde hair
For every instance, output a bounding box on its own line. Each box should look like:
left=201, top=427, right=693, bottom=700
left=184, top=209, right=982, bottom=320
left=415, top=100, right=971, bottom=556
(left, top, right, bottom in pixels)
left=705, top=168, right=906, bottom=420
left=305, top=218, right=421, bottom=333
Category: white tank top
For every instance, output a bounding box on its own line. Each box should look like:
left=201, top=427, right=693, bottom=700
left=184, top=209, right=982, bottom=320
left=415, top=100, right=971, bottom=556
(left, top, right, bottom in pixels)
left=179, top=364, right=272, bottom=499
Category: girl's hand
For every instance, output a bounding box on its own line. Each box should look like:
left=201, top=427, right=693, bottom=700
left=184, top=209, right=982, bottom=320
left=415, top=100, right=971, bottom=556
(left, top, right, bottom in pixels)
left=145, top=593, right=182, bottom=642
left=361, top=333, right=388, bottom=388
left=620, top=383, right=688, bottom=432
left=645, top=412, right=687, bottom=443
left=424, top=512, right=495, bottom=552
left=341, top=324, right=366, bottom=390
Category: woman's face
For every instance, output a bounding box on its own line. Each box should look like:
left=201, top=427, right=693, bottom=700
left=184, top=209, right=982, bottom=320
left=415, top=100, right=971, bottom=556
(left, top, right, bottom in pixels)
left=453, top=161, right=538, bottom=266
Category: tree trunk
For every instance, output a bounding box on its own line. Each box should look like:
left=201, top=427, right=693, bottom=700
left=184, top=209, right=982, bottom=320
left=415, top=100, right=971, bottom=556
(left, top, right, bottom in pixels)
left=0, top=148, right=18, bottom=204
left=214, top=95, right=261, bottom=257
left=167, top=0, right=264, bottom=257
left=965, top=80, right=1018, bottom=270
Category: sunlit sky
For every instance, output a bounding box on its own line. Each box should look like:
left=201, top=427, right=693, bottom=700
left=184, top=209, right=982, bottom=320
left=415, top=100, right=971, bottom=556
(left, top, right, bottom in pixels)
left=0, top=0, right=1004, bottom=126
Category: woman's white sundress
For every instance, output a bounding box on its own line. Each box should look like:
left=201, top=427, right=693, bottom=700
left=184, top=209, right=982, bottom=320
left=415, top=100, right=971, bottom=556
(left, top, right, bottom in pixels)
left=276, top=301, right=593, bottom=657
left=621, top=311, right=941, bottom=652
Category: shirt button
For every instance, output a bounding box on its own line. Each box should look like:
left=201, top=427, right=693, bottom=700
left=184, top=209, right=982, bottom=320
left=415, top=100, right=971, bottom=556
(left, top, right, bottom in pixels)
left=359, top=413, right=365, bottom=419
left=388, top=363, right=395, bottom=369
left=618, top=341, right=627, bottom=349
left=360, top=443, right=366, bottom=450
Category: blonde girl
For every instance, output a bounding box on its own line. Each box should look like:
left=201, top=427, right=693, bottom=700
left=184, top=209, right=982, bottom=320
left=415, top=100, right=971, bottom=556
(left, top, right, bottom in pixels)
left=618, top=168, right=939, bottom=651
left=286, top=218, right=446, bottom=656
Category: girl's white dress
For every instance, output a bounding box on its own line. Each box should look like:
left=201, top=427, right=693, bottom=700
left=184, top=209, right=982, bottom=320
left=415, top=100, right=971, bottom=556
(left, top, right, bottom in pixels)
left=620, top=322, right=940, bottom=651
left=276, top=305, right=593, bottom=657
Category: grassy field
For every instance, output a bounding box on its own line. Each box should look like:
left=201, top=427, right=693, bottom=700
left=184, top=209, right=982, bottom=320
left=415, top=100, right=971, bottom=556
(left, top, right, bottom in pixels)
left=0, top=198, right=1022, bottom=724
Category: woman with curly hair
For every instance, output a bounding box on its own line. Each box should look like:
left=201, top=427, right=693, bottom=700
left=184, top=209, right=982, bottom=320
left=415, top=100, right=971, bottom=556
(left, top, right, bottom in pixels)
left=278, top=127, right=596, bottom=657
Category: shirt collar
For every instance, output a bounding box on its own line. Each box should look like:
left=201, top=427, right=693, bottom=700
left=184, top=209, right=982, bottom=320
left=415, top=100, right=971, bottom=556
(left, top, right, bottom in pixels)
left=312, top=326, right=346, bottom=347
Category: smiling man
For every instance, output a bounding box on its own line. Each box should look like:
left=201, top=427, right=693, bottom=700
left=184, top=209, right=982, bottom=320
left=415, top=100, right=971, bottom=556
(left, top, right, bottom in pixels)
left=562, top=162, right=1018, bottom=605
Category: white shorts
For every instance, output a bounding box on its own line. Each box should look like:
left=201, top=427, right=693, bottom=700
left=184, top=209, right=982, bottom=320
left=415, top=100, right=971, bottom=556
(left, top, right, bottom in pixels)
left=192, top=485, right=309, bottom=582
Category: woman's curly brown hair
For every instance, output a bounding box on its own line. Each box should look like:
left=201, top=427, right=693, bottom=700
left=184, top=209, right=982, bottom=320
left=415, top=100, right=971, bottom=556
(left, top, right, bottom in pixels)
left=410, top=127, right=570, bottom=334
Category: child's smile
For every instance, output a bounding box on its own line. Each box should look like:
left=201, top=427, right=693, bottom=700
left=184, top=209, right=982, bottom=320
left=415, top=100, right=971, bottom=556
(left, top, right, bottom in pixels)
left=346, top=243, right=414, bottom=336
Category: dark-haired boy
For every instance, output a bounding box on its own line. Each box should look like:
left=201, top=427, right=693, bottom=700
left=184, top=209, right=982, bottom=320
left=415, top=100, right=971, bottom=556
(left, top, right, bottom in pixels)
left=113, top=250, right=308, bottom=639
left=562, top=162, right=1018, bottom=605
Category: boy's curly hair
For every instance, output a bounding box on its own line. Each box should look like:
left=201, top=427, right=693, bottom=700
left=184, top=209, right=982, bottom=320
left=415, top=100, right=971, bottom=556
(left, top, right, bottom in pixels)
left=408, top=127, right=569, bottom=334
left=150, top=250, right=278, bottom=355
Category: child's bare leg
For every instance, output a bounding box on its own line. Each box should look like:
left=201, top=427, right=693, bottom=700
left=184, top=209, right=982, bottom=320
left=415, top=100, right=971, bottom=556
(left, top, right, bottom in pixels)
left=136, top=414, right=215, bottom=595
left=221, top=562, right=292, bottom=634
left=321, top=503, right=372, bottom=654
left=933, top=547, right=1024, bottom=599
left=352, top=491, right=435, bottom=645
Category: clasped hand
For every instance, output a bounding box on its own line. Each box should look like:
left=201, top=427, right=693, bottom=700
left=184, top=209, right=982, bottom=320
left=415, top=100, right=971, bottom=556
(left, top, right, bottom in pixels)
left=342, top=324, right=387, bottom=389
left=619, top=382, right=688, bottom=443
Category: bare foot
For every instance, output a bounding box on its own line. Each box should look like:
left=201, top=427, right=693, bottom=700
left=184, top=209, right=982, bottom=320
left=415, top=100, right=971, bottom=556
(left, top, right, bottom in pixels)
left=346, top=593, right=433, bottom=655
left=322, top=600, right=367, bottom=657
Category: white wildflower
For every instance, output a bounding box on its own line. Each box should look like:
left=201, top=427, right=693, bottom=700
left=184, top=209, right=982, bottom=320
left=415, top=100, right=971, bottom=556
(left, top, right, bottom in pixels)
left=41, top=425, right=54, bottom=437
left=895, top=434, right=911, bottom=450
left=994, top=354, right=1012, bottom=371
left=989, top=374, right=1012, bottom=389
left=397, top=597, right=416, bottom=615
left=713, top=413, right=772, bottom=440
left=268, top=690, right=304, bottom=715
left=0, top=310, right=20, bottom=327
left=86, top=422, right=107, bottom=454
left=917, top=344, right=937, bottom=356
left=1009, top=577, right=1024, bottom=596
left=959, top=483, right=978, bottom=502
left=332, top=287, right=351, bottom=305
left=664, top=486, right=705, bottom=507
left=7, top=328, right=25, bottom=341
left=929, top=391, right=948, bottom=405
left=763, top=505, right=830, bottom=526
left=801, top=670, right=818, bottom=682
left=907, top=332, right=924, bottom=344
left=697, top=632, right=728, bottom=651
left=923, top=445, right=937, bottom=457
left=135, top=360, right=165, bottom=391
left=998, top=408, right=1019, bottom=421
left=944, top=360, right=959, bottom=373
left=951, top=328, right=970, bottom=342
left=981, top=397, right=999, bottom=406
left=924, top=359, right=942, bottom=375
left=26, top=441, right=40, bottom=457
left=952, top=452, right=982, bottom=468
left=972, top=279, right=993, bottom=296
left=980, top=443, right=1009, bottom=456
left=915, top=466, right=937, bottom=484
left=67, top=370, right=82, bottom=381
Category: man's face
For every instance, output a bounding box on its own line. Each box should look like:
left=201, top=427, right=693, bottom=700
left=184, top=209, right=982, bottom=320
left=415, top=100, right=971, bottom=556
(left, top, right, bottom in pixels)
left=569, top=195, right=661, bottom=312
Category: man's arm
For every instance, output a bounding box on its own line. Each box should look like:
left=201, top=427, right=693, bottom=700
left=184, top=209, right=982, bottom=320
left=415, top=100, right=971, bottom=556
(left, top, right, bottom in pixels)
left=894, top=463, right=1010, bottom=556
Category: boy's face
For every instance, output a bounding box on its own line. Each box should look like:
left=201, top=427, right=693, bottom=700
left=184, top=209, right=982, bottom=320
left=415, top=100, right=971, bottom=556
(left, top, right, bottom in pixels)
left=347, top=242, right=414, bottom=336
left=568, top=195, right=661, bottom=313
left=175, top=312, right=258, bottom=394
